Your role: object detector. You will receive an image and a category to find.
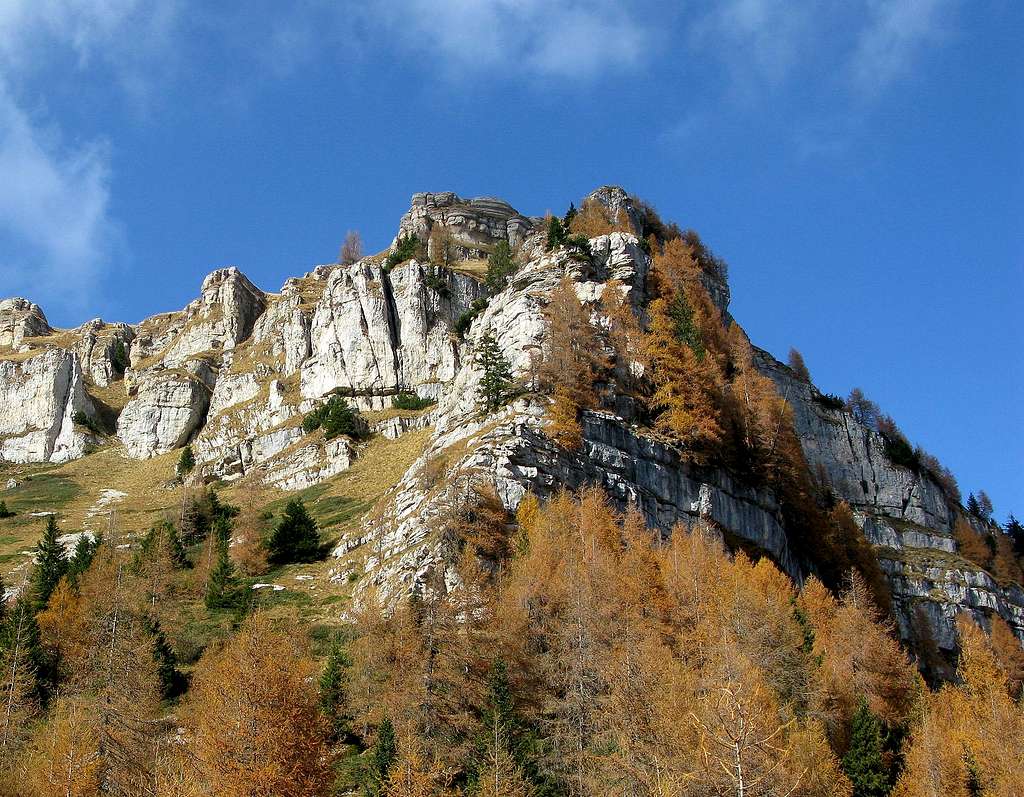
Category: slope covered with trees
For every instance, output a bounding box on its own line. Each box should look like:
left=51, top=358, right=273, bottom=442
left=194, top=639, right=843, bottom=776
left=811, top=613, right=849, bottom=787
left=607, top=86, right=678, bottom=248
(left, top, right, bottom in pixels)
left=0, top=185, right=1021, bottom=795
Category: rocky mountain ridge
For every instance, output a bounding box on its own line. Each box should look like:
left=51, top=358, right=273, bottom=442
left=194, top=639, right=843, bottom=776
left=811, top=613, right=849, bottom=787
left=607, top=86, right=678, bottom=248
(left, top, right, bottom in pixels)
left=1, top=186, right=1019, bottom=665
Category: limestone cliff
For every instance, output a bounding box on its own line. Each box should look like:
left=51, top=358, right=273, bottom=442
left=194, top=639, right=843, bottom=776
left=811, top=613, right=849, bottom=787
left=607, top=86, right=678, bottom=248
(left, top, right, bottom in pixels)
left=1, top=186, right=1019, bottom=664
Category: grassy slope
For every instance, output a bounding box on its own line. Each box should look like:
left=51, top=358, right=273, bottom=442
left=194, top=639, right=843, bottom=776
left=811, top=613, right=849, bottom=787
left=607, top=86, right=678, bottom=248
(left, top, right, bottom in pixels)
left=0, top=427, right=431, bottom=636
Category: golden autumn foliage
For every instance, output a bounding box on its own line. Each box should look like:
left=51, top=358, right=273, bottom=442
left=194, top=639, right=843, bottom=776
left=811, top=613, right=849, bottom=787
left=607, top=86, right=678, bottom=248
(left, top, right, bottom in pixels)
left=19, top=696, right=102, bottom=797
left=382, top=741, right=457, bottom=797
left=640, top=238, right=728, bottom=456
left=338, top=488, right=862, bottom=796
left=990, top=615, right=1024, bottom=700
left=540, top=277, right=603, bottom=449
left=36, top=575, right=88, bottom=679
left=894, top=615, right=1024, bottom=797
left=798, top=575, right=921, bottom=752
left=161, top=612, right=332, bottom=797
left=954, top=516, right=993, bottom=570
left=566, top=199, right=630, bottom=239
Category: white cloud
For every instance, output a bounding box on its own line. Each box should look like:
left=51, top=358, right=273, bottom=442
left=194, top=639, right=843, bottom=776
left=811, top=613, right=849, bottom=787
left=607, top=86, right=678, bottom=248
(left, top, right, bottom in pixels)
left=372, top=0, right=652, bottom=80
left=851, top=0, right=956, bottom=95
left=689, top=0, right=956, bottom=97
left=0, top=1, right=177, bottom=314
left=0, top=80, right=119, bottom=311
left=690, top=0, right=816, bottom=90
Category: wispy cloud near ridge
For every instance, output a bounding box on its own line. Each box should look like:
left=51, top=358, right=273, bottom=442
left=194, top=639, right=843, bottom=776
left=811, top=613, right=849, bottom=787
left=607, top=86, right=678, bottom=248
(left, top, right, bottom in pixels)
left=0, top=1, right=177, bottom=314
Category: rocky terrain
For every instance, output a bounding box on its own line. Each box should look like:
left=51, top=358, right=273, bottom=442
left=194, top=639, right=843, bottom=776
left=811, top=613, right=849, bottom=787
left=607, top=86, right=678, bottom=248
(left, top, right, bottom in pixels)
left=1, top=186, right=1020, bottom=664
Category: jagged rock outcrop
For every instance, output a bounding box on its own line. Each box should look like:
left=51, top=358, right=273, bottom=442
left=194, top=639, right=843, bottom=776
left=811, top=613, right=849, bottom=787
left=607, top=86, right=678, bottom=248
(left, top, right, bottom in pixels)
left=1, top=186, right=1019, bottom=660
left=397, top=191, right=537, bottom=258
left=73, top=320, right=135, bottom=387
left=755, top=351, right=952, bottom=532
left=117, top=370, right=211, bottom=459
left=131, top=267, right=266, bottom=369
left=343, top=228, right=802, bottom=597
left=0, top=298, right=51, bottom=349
left=749, top=350, right=1024, bottom=649
left=255, top=435, right=355, bottom=491
left=300, top=259, right=484, bottom=407
left=336, top=206, right=1023, bottom=656
left=0, top=348, right=97, bottom=462
left=353, top=402, right=798, bottom=599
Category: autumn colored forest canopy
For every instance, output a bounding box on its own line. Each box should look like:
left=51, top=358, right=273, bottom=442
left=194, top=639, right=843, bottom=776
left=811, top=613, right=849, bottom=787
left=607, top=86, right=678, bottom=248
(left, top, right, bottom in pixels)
left=2, top=490, right=1022, bottom=797
left=1, top=203, right=1022, bottom=797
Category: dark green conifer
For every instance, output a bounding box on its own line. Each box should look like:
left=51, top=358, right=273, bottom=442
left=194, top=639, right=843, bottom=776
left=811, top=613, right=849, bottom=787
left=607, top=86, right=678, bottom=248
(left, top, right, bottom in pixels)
left=319, top=636, right=353, bottom=741
left=841, top=698, right=891, bottom=797
left=145, top=616, right=185, bottom=699
left=0, top=599, right=48, bottom=704
left=30, top=515, right=67, bottom=611
left=0, top=500, right=14, bottom=519
left=475, top=332, right=515, bottom=414
left=471, top=659, right=552, bottom=795
left=205, top=535, right=240, bottom=609
left=176, top=445, right=195, bottom=478
left=545, top=216, right=566, bottom=250
left=67, top=533, right=100, bottom=582
left=266, top=499, right=320, bottom=564
left=485, top=240, right=517, bottom=294
left=966, top=493, right=981, bottom=517
left=366, top=717, right=397, bottom=795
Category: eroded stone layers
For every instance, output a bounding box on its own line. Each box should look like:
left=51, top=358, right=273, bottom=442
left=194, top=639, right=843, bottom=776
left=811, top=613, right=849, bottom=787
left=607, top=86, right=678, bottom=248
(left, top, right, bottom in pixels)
left=0, top=348, right=97, bottom=463
left=397, top=191, right=537, bottom=259
left=1, top=186, right=1020, bottom=657
left=0, top=298, right=51, bottom=349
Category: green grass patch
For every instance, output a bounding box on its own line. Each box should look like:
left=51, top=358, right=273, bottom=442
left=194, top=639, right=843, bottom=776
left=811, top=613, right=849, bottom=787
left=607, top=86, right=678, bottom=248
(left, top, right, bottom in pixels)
left=4, top=473, right=81, bottom=515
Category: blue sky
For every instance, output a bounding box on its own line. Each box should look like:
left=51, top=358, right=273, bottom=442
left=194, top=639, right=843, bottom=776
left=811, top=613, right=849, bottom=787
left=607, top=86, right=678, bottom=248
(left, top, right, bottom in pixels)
left=0, top=1, right=1021, bottom=517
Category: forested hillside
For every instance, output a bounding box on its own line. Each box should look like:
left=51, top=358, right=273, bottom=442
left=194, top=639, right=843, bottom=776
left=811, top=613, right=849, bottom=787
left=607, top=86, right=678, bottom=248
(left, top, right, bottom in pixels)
left=1, top=187, right=1022, bottom=795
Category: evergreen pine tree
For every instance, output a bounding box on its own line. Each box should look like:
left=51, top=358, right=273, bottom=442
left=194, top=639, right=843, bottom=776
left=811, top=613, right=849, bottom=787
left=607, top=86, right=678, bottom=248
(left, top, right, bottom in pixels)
left=667, top=292, right=704, bottom=359
left=475, top=332, right=515, bottom=414
left=0, top=599, right=47, bottom=706
left=319, top=636, right=353, bottom=741
left=976, top=490, right=994, bottom=520
left=180, top=496, right=209, bottom=546
left=205, top=536, right=240, bottom=609
left=266, top=499, right=321, bottom=564
left=0, top=500, right=13, bottom=519
left=545, top=216, right=566, bottom=251
left=367, top=717, right=397, bottom=795
left=966, top=493, right=981, bottom=517
left=67, top=533, right=100, bottom=582
left=30, top=515, right=67, bottom=611
left=176, top=445, right=195, bottom=478
left=1005, top=514, right=1024, bottom=557
left=145, top=617, right=185, bottom=700
left=841, top=698, right=891, bottom=797
left=472, top=659, right=549, bottom=795
left=165, top=523, right=188, bottom=568
left=485, top=240, right=517, bottom=294
left=111, top=338, right=129, bottom=372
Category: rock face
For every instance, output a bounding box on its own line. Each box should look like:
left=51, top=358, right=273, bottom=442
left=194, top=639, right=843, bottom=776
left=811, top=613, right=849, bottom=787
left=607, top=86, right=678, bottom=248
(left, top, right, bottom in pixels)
left=0, top=348, right=97, bottom=462
left=73, top=320, right=135, bottom=388
left=747, top=350, right=1024, bottom=653
left=1, top=186, right=1020, bottom=663
left=397, top=191, right=537, bottom=257
left=132, top=267, right=266, bottom=369
left=300, top=259, right=484, bottom=407
left=117, top=371, right=212, bottom=459
left=0, top=298, right=51, bottom=349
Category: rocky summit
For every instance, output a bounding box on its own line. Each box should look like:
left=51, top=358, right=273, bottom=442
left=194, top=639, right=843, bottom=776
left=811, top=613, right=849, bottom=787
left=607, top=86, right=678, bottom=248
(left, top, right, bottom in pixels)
left=1, top=185, right=1020, bottom=668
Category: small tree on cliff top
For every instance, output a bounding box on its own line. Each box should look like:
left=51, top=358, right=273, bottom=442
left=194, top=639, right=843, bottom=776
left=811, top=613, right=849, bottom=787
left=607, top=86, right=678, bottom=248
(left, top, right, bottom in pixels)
left=476, top=332, right=515, bottom=414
